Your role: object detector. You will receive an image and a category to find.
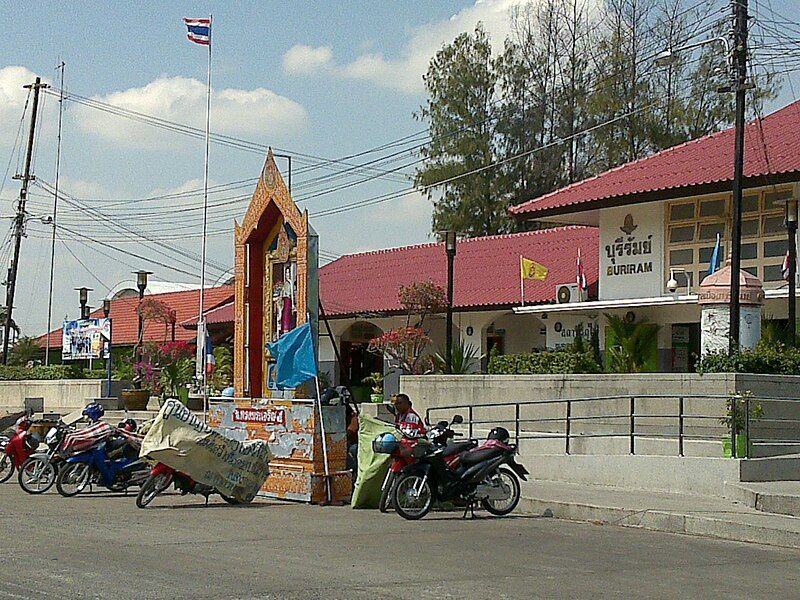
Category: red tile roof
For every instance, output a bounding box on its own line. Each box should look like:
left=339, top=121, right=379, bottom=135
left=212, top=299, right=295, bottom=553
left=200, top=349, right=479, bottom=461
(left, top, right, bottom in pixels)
left=510, top=100, right=800, bottom=218
left=319, top=226, right=598, bottom=317
left=37, top=286, right=234, bottom=349
left=181, top=300, right=235, bottom=328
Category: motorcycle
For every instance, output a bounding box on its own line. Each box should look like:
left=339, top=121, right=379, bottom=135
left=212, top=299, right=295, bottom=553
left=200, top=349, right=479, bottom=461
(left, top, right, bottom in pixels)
left=0, top=417, right=38, bottom=483
left=391, top=422, right=529, bottom=520
left=135, top=462, right=246, bottom=508
left=376, top=415, right=476, bottom=513
left=17, top=422, right=72, bottom=494
left=17, top=409, right=118, bottom=494
left=55, top=432, right=148, bottom=497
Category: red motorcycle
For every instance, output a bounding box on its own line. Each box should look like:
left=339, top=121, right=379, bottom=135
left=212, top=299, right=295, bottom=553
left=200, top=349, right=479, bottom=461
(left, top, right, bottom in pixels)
left=0, top=417, right=38, bottom=483
left=377, top=415, right=476, bottom=512
left=136, top=462, right=247, bottom=508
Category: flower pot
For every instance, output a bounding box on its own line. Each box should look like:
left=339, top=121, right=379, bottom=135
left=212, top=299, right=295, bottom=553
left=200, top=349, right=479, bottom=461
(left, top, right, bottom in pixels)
left=121, top=389, right=150, bottom=411
left=722, top=433, right=748, bottom=458
left=186, top=394, right=205, bottom=411
left=370, top=393, right=383, bottom=403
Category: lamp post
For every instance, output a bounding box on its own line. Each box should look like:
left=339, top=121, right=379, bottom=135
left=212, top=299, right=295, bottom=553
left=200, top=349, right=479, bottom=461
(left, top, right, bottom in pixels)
left=786, top=197, right=798, bottom=346
left=444, top=231, right=457, bottom=374
left=134, top=271, right=152, bottom=386
left=76, top=287, right=92, bottom=320
left=655, top=3, right=749, bottom=354
left=103, top=298, right=112, bottom=397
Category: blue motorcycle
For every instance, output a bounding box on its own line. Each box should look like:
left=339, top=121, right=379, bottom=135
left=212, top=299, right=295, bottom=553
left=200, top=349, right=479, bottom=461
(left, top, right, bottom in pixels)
left=55, top=435, right=148, bottom=497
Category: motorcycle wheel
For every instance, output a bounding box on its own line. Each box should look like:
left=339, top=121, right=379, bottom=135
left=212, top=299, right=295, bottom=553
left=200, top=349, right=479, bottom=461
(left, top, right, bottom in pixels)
left=136, top=473, right=172, bottom=508
left=56, top=462, right=92, bottom=497
left=18, top=456, right=56, bottom=494
left=378, top=471, right=396, bottom=513
left=480, top=468, right=521, bottom=516
left=0, top=455, right=13, bottom=484
left=393, top=473, right=433, bottom=520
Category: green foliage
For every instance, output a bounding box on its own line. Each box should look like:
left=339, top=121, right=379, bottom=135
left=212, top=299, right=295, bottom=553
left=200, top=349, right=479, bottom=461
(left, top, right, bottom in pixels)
left=433, top=340, right=483, bottom=374
left=697, top=343, right=800, bottom=376
left=488, top=349, right=601, bottom=375
left=416, top=2, right=782, bottom=239
left=0, top=365, right=81, bottom=380
left=210, top=346, right=233, bottom=392
left=604, top=314, right=659, bottom=373
left=8, top=336, right=42, bottom=366
left=361, top=372, right=384, bottom=394
left=83, top=369, right=109, bottom=380
left=719, top=391, right=764, bottom=432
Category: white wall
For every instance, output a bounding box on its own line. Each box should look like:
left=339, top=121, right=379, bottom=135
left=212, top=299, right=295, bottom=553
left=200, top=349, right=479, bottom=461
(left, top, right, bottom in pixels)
left=543, top=313, right=600, bottom=350
left=599, top=203, right=665, bottom=301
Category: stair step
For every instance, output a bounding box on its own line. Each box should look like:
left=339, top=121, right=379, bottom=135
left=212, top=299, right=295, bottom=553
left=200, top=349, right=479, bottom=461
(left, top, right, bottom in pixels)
left=726, top=481, right=800, bottom=518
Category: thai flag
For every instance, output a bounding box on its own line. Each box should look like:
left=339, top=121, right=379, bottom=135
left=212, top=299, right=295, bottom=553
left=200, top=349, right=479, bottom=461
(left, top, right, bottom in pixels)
left=576, top=248, right=587, bottom=292
left=782, top=250, right=792, bottom=281
left=184, top=18, right=211, bottom=46
left=205, top=328, right=216, bottom=376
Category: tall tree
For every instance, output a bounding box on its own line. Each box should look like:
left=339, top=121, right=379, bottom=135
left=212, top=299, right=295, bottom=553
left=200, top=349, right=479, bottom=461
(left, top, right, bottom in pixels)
left=415, top=24, right=512, bottom=237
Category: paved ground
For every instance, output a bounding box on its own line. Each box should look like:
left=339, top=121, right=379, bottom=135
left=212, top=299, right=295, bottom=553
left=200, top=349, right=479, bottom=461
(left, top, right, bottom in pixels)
left=0, top=482, right=798, bottom=599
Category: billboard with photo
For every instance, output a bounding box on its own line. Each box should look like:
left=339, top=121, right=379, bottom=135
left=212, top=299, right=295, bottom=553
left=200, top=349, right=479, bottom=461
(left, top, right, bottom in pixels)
left=62, top=318, right=111, bottom=360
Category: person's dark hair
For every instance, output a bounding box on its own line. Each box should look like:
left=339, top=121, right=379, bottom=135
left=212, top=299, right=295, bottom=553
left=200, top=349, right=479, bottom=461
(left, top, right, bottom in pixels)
left=395, top=393, right=411, bottom=406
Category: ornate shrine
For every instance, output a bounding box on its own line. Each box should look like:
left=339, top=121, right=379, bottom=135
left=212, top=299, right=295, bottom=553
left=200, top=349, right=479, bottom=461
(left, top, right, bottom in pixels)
left=233, top=149, right=319, bottom=398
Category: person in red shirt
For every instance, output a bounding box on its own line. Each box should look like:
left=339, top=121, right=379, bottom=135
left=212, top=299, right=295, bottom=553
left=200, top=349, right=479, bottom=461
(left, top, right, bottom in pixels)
left=392, top=393, right=426, bottom=438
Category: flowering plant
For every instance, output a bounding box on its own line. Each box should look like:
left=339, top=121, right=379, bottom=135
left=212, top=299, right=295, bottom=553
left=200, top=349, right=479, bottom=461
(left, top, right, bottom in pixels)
left=368, top=327, right=433, bottom=374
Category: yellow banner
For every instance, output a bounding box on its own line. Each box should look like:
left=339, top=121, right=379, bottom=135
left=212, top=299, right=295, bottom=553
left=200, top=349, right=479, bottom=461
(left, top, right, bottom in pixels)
left=521, top=257, right=548, bottom=280
left=140, top=399, right=272, bottom=503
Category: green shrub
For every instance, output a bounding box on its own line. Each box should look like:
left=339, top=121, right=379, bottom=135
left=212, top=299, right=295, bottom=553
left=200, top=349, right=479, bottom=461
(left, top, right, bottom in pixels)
left=0, top=365, right=79, bottom=380
left=697, top=344, right=800, bottom=375
left=488, top=350, right=601, bottom=375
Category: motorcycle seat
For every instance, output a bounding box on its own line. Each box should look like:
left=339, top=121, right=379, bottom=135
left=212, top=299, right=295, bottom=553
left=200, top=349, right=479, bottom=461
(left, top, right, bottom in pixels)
left=442, top=440, right=477, bottom=456
left=459, top=446, right=505, bottom=467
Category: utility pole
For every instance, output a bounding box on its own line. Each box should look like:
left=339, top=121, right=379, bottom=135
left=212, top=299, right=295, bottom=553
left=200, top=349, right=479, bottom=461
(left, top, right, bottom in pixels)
left=46, top=62, right=65, bottom=366
left=728, top=0, right=749, bottom=355
left=3, top=77, right=47, bottom=364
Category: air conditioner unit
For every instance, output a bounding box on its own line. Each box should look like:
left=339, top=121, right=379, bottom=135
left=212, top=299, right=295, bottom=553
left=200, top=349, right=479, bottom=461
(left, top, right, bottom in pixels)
left=555, top=283, right=585, bottom=304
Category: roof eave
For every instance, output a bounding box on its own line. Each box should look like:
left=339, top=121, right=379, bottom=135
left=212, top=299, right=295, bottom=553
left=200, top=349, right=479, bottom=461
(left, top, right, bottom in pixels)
left=511, top=170, right=800, bottom=221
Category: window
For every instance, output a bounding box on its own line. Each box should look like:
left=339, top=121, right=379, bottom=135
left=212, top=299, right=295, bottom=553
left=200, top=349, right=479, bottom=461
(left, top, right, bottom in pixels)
left=665, top=186, right=795, bottom=291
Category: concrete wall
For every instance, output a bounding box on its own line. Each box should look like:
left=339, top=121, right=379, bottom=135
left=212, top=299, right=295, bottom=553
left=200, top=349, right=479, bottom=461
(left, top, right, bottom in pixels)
left=401, top=373, right=800, bottom=447
left=0, top=380, right=106, bottom=414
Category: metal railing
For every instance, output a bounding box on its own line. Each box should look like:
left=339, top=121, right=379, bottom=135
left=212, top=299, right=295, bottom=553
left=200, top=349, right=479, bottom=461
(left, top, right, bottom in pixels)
left=425, top=394, right=800, bottom=459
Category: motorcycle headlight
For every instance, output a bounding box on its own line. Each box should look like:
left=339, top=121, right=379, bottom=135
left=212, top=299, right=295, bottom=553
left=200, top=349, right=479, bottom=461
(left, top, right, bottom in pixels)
left=45, top=427, right=58, bottom=446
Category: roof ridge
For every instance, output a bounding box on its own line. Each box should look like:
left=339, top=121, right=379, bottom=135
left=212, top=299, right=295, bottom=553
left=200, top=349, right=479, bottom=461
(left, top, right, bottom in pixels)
left=324, top=226, right=597, bottom=264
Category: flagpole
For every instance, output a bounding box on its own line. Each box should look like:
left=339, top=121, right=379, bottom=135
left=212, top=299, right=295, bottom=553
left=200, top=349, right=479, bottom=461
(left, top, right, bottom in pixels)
left=520, top=255, right=525, bottom=307
left=200, top=14, right=212, bottom=420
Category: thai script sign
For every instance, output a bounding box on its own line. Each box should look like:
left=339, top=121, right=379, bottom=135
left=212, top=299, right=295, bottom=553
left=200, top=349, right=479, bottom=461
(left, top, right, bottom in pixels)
left=140, top=400, right=272, bottom=503
left=604, top=214, right=654, bottom=277
left=232, top=406, right=286, bottom=426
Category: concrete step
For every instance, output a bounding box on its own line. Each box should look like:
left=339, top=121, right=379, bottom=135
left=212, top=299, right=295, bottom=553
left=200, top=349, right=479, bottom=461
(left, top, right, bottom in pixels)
left=740, top=454, right=800, bottom=482
left=519, top=478, right=800, bottom=549
left=725, top=481, right=800, bottom=518
left=751, top=443, right=800, bottom=458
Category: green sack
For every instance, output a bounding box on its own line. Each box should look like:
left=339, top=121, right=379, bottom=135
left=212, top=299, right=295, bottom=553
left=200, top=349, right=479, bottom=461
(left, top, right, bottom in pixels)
left=351, top=415, right=400, bottom=509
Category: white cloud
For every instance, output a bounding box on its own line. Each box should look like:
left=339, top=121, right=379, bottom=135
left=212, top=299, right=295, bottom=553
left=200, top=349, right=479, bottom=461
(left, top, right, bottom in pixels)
left=75, top=76, right=306, bottom=147
left=0, top=66, right=49, bottom=138
left=283, top=0, right=525, bottom=93
left=283, top=45, right=334, bottom=75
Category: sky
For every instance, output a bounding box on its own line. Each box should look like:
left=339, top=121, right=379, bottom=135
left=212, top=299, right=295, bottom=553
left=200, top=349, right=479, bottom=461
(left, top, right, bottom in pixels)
left=0, top=0, right=798, bottom=336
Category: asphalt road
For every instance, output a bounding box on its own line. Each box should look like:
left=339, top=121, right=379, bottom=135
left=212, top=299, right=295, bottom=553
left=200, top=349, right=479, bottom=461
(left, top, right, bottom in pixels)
left=0, top=481, right=798, bottom=599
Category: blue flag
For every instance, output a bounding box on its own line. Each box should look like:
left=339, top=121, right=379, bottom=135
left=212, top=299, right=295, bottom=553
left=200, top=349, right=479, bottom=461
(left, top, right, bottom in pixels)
left=707, top=233, right=722, bottom=276
left=266, top=323, right=317, bottom=389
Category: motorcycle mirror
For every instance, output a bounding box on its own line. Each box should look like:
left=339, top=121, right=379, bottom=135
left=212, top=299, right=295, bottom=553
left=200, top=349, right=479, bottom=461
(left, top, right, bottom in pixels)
left=386, top=404, right=396, bottom=416
left=451, top=414, right=464, bottom=425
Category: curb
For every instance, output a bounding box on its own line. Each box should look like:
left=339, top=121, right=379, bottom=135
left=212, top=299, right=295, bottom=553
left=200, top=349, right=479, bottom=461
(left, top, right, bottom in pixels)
left=519, top=495, right=800, bottom=549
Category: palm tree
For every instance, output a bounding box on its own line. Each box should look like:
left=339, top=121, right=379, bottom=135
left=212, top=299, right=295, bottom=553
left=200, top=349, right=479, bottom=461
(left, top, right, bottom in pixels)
left=604, top=314, right=660, bottom=373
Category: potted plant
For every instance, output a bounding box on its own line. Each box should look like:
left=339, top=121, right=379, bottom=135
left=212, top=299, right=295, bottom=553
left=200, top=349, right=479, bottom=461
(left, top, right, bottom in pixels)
left=362, top=372, right=384, bottom=403
left=121, top=361, right=157, bottom=411
left=720, top=392, right=763, bottom=458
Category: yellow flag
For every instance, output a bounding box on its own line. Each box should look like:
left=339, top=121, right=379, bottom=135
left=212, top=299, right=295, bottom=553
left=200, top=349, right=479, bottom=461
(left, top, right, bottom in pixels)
left=521, top=256, right=548, bottom=280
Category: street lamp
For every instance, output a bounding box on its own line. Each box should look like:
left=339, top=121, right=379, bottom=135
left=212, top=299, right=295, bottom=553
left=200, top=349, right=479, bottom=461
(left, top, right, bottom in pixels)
left=102, top=298, right=111, bottom=318
left=133, top=270, right=152, bottom=387
left=785, top=196, right=798, bottom=345
left=76, top=287, right=92, bottom=320
left=655, top=5, right=748, bottom=354
left=103, top=297, right=113, bottom=397
left=444, top=231, right=457, bottom=374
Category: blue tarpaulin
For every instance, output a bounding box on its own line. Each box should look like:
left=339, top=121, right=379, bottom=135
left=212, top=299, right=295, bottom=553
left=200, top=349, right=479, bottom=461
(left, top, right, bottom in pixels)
left=266, top=323, right=317, bottom=389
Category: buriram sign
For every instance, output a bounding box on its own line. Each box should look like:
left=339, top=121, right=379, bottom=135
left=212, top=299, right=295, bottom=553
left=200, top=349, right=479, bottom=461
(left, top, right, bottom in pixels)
left=598, top=204, right=665, bottom=301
